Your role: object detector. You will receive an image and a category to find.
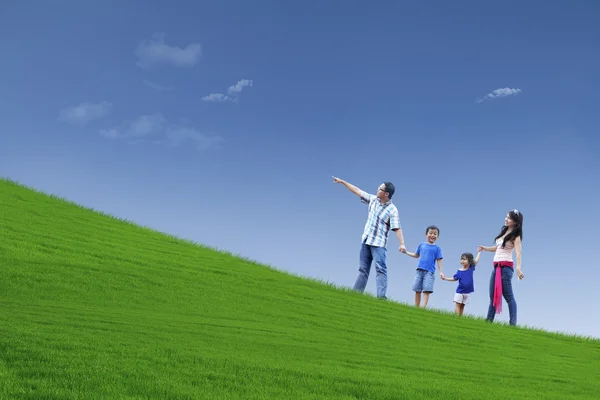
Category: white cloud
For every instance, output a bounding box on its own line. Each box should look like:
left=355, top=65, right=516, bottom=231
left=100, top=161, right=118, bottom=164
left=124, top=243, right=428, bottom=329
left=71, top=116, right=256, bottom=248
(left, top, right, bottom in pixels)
left=201, top=93, right=230, bottom=102
left=128, top=113, right=167, bottom=137
left=166, top=126, right=224, bottom=150
left=135, top=33, right=202, bottom=69
left=477, top=87, right=522, bottom=103
left=143, top=79, right=174, bottom=91
left=98, top=113, right=166, bottom=140
left=98, top=113, right=222, bottom=151
left=202, top=78, right=254, bottom=103
left=58, top=101, right=112, bottom=125
left=227, top=79, right=253, bottom=95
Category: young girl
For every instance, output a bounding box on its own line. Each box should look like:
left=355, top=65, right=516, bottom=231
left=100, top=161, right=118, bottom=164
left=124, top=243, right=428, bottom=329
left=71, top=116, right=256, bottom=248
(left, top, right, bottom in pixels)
left=442, top=251, right=481, bottom=316
left=478, top=209, right=524, bottom=326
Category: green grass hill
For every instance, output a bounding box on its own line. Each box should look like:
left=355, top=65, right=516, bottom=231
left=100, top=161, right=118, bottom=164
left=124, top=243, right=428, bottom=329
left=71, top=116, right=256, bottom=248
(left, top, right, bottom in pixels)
left=1, top=177, right=599, bottom=399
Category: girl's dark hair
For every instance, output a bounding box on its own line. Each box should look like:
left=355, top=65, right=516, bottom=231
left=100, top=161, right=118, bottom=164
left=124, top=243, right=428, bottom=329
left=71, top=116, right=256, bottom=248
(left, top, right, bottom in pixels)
left=461, top=252, right=475, bottom=267
left=494, top=209, right=524, bottom=248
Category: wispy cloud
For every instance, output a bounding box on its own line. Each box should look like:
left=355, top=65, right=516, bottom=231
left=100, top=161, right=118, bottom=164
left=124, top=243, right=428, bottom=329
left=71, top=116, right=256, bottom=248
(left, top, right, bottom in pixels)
left=58, top=101, right=112, bottom=125
left=143, top=79, right=174, bottom=91
left=100, top=113, right=166, bottom=139
left=201, top=93, right=230, bottom=102
left=227, top=79, right=253, bottom=95
left=165, top=126, right=224, bottom=150
left=476, top=87, right=522, bottom=103
left=135, top=33, right=202, bottom=69
left=127, top=113, right=167, bottom=137
left=202, top=79, right=254, bottom=103
left=99, top=113, right=222, bottom=151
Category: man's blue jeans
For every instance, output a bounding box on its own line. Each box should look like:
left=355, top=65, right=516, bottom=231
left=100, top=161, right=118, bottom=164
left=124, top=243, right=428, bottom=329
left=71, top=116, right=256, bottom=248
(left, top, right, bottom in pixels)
left=353, top=241, right=387, bottom=299
left=486, top=266, right=518, bottom=325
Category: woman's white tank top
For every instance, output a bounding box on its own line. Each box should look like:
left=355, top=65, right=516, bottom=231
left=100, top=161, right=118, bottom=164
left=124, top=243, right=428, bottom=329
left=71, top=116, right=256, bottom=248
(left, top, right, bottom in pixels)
left=494, top=237, right=514, bottom=262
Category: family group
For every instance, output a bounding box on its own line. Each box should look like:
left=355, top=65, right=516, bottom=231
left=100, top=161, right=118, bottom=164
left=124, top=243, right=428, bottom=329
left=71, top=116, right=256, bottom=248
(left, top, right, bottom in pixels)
left=333, top=176, right=524, bottom=326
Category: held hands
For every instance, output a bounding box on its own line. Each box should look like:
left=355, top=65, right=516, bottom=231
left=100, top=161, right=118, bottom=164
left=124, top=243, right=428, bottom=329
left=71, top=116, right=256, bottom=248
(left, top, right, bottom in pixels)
left=440, top=272, right=446, bottom=280
left=398, top=245, right=406, bottom=253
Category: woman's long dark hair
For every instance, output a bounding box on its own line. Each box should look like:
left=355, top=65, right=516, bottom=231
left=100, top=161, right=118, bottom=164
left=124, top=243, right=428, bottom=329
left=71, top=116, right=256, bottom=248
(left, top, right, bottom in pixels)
left=494, top=209, right=523, bottom=248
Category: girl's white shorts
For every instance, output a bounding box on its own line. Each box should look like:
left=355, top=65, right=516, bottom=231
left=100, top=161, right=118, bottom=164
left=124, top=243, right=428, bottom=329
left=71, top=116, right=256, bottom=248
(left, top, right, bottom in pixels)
left=454, top=293, right=471, bottom=305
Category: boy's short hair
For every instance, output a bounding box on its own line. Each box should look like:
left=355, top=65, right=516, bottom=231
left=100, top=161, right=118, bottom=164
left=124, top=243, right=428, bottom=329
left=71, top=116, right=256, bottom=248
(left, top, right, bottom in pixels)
left=383, top=182, right=395, bottom=198
left=425, top=225, right=440, bottom=235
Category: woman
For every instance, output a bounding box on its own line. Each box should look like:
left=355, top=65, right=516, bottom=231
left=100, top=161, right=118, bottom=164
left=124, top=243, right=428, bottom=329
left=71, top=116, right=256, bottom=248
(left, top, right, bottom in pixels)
left=478, top=209, right=524, bottom=326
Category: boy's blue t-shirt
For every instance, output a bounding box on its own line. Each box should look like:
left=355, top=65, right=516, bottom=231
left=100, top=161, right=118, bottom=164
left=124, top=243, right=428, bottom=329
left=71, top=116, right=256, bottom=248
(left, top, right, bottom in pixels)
left=454, top=265, right=475, bottom=294
left=415, top=242, right=443, bottom=273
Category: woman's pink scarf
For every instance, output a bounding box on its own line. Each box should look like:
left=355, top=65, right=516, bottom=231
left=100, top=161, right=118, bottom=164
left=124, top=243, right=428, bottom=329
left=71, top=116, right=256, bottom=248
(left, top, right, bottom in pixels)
left=493, top=261, right=514, bottom=314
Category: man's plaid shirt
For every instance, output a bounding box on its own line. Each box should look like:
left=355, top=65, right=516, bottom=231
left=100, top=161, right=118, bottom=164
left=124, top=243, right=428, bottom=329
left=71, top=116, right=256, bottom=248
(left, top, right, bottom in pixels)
left=359, top=190, right=401, bottom=248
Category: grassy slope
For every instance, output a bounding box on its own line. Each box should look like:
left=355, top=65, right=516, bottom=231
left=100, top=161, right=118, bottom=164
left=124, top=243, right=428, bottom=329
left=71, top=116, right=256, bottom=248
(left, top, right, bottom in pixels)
left=1, top=178, right=599, bottom=400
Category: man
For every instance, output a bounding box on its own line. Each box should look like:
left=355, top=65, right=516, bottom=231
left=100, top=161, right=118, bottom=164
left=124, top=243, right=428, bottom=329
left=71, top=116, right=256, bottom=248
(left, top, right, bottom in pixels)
left=333, top=176, right=406, bottom=299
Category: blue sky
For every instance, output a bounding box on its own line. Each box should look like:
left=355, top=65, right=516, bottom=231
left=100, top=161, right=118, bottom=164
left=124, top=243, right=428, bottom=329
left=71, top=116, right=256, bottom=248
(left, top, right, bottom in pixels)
left=1, top=1, right=599, bottom=338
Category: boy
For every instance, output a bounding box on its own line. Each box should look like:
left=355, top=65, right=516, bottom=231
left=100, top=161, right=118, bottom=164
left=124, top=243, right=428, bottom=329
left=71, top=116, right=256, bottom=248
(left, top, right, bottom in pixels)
left=401, top=225, right=444, bottom=308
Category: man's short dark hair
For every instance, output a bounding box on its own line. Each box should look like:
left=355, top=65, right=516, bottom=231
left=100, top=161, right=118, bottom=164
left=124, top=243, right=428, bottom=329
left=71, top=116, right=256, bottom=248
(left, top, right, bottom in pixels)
left=383, top=182, right=395, bottom=198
